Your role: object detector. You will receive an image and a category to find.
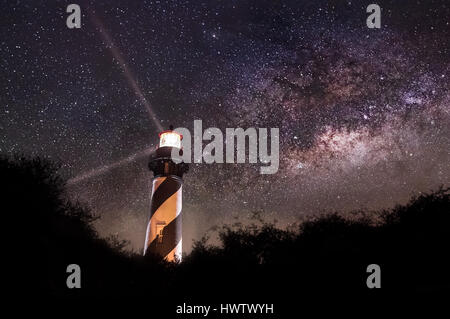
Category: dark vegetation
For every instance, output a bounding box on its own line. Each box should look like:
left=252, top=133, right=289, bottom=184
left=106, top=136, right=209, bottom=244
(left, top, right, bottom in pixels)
left=2, top=155, right=449, bottom=302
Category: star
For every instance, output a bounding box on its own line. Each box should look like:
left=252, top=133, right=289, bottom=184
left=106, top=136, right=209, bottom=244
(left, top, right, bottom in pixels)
left=1, top=0, right=448, bottom=252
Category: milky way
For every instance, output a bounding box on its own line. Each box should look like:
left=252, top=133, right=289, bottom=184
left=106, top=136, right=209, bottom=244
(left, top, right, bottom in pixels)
left=1, top=0, right=449, bottom=252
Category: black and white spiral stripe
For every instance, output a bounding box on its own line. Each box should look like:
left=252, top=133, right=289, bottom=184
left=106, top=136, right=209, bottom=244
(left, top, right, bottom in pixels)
left=144, top=176, right=182, bottom=261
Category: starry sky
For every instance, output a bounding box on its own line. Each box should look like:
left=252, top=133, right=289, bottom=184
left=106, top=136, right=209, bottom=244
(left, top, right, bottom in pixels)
left=1, top=0, right=449, bottom=253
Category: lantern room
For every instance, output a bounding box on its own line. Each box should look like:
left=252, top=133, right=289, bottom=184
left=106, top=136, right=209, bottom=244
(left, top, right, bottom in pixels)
left=159, top=129, right=182, bottom=149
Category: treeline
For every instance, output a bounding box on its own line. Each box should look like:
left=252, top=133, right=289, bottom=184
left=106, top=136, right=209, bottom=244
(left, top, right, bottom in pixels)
left=2, top=155, right=449, bottom=301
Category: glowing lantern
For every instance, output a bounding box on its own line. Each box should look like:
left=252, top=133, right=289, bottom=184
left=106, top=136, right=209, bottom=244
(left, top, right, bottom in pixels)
left=159, top=130, right=182, bottom=149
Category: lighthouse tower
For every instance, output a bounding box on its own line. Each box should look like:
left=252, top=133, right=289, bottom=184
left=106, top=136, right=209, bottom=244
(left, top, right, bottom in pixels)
left=143, top=126, right=188, bottom=262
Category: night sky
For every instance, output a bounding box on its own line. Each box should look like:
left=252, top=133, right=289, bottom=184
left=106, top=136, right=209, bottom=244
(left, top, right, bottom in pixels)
left=1, top=0, right=449, bottom=252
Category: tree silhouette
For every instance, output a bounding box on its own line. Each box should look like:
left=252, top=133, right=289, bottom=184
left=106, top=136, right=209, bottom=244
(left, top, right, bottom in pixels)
left=2, top=154, right=449, bottom=301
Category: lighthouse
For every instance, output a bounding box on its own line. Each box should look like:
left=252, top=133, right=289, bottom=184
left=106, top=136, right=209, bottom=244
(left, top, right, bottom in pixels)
left=143, top=126, right=188, bottom=262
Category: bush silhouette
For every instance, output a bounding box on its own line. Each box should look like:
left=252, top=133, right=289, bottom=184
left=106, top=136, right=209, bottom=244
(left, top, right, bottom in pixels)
left=2, top=155, right=449, bottom=300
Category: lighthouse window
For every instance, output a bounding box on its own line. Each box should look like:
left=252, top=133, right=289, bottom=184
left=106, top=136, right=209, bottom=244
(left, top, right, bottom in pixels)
left=156, top=223, right=166, bottom=243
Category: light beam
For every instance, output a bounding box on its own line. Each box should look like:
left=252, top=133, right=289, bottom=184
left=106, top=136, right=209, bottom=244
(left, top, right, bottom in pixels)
left=67, top=146, right=156, bottom=185
left=68, top=15, right=165, bottom=185
left=90, top=14, right=163, bottom=131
